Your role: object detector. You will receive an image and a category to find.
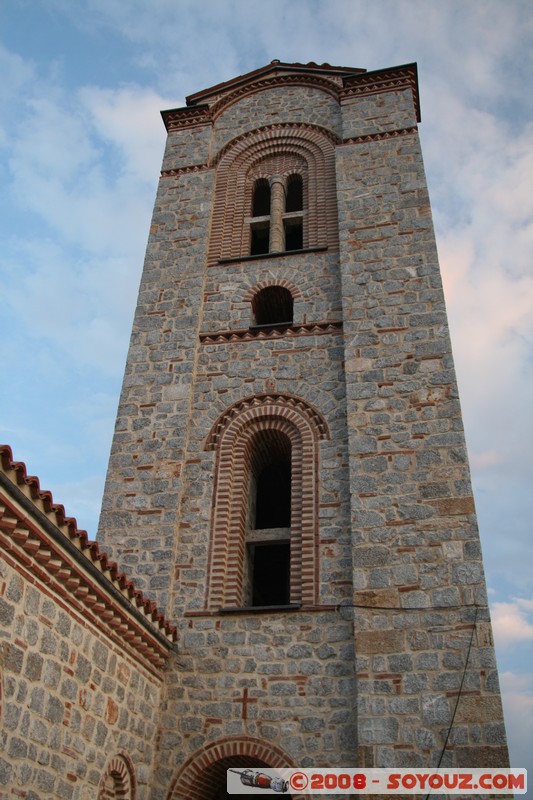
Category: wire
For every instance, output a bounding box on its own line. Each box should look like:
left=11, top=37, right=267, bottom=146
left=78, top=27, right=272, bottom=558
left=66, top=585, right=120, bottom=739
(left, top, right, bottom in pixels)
left=337, top=599, right=481, bottom=792
left=336, top=601, right=485, bottom=612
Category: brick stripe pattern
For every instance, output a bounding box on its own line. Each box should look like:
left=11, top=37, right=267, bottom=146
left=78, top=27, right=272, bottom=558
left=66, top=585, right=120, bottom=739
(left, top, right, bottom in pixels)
left=207, top=124, right=339, bottom=264
left=204, top=394, right=329, bottom=609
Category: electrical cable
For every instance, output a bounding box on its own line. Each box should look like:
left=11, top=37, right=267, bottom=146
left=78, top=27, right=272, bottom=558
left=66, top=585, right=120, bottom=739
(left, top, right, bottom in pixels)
left=423, top=604, right=479, bottom=800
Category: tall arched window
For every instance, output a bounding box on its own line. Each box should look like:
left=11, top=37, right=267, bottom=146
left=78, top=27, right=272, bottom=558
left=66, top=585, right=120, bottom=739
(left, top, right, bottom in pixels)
left=205, top=394, right=329, bottom=610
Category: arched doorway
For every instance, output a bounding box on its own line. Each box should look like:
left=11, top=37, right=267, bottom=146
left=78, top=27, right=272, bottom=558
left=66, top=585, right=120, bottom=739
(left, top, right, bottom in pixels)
left=166, top=737, right=302, bottom=800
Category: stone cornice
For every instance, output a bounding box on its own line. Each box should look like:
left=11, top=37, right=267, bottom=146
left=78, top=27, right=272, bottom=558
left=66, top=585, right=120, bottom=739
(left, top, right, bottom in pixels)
left=160, top=162, right=211, bottom=178
left=342, top=126, right=418, bottom=145
left=199, top=320, right=343, bottom=345
left=161, top=104, right=211, bottom=132
left=340, top=63, right=420, bottom=122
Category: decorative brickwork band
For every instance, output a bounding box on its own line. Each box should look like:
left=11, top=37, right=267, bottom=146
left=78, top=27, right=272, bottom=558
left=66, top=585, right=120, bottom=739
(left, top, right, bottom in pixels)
left=166, top=736, right=302, bottom=800
left=199, top=320, right=343, bottom=344
left=342, top=126, right=418, bottom=145
left=208, top=124, right=339, bottom=264
left=205, top=395, right=329, bottom=609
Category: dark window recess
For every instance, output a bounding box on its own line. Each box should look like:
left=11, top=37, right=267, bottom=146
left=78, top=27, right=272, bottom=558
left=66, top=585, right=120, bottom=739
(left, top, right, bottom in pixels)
left=284, top=219, right=303, bottom=251
left=285, top=174, right=303, bottom=212
left=252, top=542, right=291, bottom=606
left=252, top=179, right=271, bottom=216
left=252, top=286, right=293, bottom=327
left=255, top=461, right=291, bottom=528
left=250, top=224, right=270, bottom=256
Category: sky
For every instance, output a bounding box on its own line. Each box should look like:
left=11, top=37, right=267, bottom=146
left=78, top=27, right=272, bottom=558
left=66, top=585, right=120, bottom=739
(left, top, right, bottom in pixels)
left=1, top=0, right=532, bottom=785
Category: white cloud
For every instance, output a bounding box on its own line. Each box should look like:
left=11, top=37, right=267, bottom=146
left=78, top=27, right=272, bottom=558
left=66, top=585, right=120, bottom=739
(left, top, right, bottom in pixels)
left=492, top=598, right=533, bottom=647
left=79, top=85, right=172, bottom=181
left=500, top=671, right=533, bottom=774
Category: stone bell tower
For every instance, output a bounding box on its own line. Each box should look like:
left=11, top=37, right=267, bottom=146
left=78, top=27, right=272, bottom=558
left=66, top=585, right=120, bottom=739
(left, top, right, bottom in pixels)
left=97, top=61, right=508, bottom=798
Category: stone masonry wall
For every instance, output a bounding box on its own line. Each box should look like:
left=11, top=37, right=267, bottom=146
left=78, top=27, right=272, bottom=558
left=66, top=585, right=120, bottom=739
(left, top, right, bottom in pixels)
left=151, top=610, right=358, bottom=800
left=97, top=165, right=215, bottom=613
left=337, top=86, right=508, bottom=768
left=0, top=555, right=163, bottom=799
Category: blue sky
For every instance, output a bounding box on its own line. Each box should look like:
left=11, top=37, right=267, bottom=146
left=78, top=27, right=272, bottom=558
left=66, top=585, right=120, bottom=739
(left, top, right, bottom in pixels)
left=1, top=0, right=532, bottom=784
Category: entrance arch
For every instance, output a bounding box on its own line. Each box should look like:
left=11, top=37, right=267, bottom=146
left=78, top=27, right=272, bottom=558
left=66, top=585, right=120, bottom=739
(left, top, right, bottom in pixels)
left=165, top=736, right=306, bottom=800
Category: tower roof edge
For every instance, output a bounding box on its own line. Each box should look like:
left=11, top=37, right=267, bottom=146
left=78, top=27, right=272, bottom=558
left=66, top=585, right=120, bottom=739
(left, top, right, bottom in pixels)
left=185, top=60, right=367, bottom=106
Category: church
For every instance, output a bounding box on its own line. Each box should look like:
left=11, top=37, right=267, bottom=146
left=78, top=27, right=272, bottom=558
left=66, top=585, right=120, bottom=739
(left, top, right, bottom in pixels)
left=0, top=60, right=509, bottom=799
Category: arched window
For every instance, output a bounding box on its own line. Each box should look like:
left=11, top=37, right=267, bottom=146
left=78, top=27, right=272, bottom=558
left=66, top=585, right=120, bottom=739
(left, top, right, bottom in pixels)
left=208, top=125, right=339, bottom=263
left=251, top=286, right=293, bottom=328
left=248, top=173, right=305, bottom=256
left=205, top=394, right=329, bottom=611
left=98, top=754, right=135, bottom=800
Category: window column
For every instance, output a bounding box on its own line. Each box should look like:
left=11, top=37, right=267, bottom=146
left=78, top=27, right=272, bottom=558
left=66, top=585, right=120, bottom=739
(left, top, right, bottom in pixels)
left=269, top=176, right=286, bottom=253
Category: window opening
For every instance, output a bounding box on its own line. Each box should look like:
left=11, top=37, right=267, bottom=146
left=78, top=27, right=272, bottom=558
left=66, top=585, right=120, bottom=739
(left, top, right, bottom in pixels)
left=250, top=179, right=271, bottom=255
left=285, top=174, right=303, bottom=212
left=248, top=173, right=305, bottom=256
left=252, top=179, right=271, bottom=216
left=284, top=219, right=303, bottom=252
left=250, top=223, right=270, bottom=256
left=255, top=460, right=291, bottom=528
left=245, top=429, right=292, bottom=607
left=251, top=286, right=293, bottom=328
left=251, top=542, right=290, bottom=606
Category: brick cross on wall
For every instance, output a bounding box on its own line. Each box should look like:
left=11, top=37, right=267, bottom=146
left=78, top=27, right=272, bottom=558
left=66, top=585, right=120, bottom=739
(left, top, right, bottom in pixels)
left=233, top=687, right=257, bottom=720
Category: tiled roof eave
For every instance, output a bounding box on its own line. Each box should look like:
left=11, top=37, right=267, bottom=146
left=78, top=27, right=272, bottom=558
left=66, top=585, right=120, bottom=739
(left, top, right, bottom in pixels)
left=0, top=446, right=178, bottom=669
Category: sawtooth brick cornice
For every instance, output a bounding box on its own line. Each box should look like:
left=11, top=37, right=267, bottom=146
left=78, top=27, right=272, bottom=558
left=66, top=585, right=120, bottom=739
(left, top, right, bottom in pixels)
left=199, top=320, right=343, bottom=345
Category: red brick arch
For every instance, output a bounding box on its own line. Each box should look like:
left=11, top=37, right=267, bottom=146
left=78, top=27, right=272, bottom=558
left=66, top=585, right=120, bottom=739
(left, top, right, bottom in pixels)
left=208, top=124, right=339, bottom=263
left=98, top=753, right=136, bottom=799
left=165, top=735, right=307, bottom=800
left=205, top=394, right=328, bottom=609
left=241, top=279, right=303, bottom=304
